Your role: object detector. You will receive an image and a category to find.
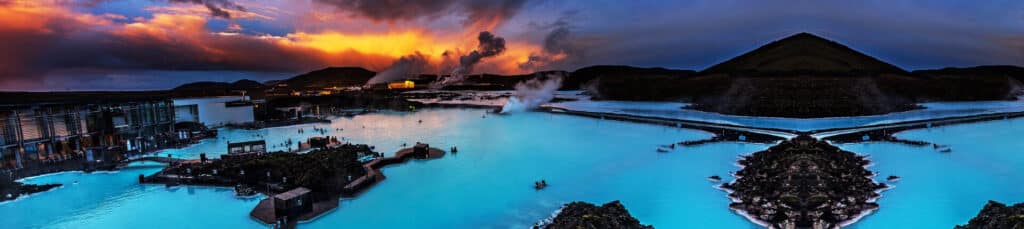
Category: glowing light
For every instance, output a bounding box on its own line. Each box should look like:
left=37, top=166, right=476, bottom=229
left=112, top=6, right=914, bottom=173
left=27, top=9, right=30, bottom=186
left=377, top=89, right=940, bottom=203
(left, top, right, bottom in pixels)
left=388, top=80, right=416, bottom=89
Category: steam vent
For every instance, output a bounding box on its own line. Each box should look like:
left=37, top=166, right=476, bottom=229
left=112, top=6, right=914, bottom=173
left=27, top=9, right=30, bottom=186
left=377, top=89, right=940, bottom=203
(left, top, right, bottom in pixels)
left=721, top=135, right=888, bottom=228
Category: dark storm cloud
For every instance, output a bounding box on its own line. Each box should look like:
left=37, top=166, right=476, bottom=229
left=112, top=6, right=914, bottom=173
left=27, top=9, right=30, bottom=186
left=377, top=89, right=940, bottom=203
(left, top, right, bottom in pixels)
left=314, top=0, right=528, bottom=28
left=165, top=0, right=245, bottom=18
left=312, top=0, right=458, bottom=22
left=519, top=11, right=586, bottom=71
left=0, top=10, right=328, bottom=90
left=460, top=0, right=527, bottom=28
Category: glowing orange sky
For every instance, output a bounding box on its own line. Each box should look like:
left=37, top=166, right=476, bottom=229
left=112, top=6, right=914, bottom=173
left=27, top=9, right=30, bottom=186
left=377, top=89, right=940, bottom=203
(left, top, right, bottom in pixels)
left=1, top=0, right=1021, bottom=90
left=0, top=0, right=544, bottom=85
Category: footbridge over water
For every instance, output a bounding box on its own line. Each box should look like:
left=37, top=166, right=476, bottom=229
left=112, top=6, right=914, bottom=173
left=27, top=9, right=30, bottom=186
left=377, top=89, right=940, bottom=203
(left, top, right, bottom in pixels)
left=809, top=111, right=1024, bottom=140
left=121, top=156, right=190, bottom=164
left=544, top=106, right=1024, bottom=143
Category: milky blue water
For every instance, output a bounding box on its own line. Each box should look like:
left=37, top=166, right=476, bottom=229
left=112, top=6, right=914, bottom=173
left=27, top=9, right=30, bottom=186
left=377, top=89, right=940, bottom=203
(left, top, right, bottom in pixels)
left=839, top=117, right=1024, bottom=228
left=1, top=162, right=265, bottom=229
left=6, top=108, right=1021, bottom=229
left=2, top=109, right=768, bottom=228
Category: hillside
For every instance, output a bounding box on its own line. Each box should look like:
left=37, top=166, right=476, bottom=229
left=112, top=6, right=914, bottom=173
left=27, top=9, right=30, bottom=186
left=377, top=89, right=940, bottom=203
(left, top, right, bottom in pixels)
left=171, top=79, right=266, bottom=98
left=280, top=67, right=375, bottom=89
left=587, top=33, right=1022, bottom=117
left=571, top=65, right=698, bottom=100
left=702, top=32, right=906, bottom=76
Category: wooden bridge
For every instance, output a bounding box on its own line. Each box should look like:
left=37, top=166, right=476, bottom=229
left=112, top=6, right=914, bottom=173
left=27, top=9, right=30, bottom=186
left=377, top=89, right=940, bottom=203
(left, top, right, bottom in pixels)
left=122, top=156, right=190, bottom=164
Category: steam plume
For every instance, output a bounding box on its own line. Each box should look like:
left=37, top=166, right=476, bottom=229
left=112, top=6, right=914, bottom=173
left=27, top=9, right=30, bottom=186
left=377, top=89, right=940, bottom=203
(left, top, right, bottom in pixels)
left=435, top=31, right=507, bottom=87
left=500, top=74, right=564, bottom=113
left=366, top=53, right=428, bottom=85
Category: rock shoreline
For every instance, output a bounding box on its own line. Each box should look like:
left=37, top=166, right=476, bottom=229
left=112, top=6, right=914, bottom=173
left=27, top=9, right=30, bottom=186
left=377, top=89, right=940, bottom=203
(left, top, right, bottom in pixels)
left=0, top=181, right=62, bottom=203
left=721, top=135, right=888, bottom=228
left=957, top=200, right=1024, bottom=229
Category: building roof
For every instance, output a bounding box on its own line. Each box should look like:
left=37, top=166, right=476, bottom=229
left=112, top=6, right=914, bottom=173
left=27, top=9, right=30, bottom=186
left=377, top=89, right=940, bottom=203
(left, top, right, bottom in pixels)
left=274, top=187, right=311, bottom=200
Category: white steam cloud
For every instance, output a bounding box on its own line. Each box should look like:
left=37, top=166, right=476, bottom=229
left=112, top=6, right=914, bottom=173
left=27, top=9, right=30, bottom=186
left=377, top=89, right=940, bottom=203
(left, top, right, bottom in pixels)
left=366, top=53, right=428, bottom=85
left=500, top=75, right=563, bottom=113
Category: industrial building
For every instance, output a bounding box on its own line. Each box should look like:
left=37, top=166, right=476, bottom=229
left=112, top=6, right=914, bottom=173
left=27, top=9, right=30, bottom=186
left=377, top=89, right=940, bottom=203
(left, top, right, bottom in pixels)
left=1, top=100, right=176, bottom=170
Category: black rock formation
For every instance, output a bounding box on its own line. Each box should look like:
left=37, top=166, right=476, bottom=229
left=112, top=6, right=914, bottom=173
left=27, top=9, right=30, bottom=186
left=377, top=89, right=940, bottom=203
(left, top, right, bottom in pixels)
left=539, top=200, right=653, bottom=229
left=957, top=200, right=1024, bottom=229
left=1, top=181, right=62, bottom=202
left=722, top=135, right=887, bottom=228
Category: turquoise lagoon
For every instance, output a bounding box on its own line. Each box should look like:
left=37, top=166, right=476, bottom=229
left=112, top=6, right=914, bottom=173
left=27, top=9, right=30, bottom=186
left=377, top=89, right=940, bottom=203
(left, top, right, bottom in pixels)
left=840, top=117, right=1024, bottom=228
left=3, top=108, right=1021, bottom=228
left=3, top=109, right=765, bottom=228
left=1, top=162, right=265, bottom=228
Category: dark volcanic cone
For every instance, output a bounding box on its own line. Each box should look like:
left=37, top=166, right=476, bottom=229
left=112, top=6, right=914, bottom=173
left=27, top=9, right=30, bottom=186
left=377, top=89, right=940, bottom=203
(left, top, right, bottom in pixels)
left=721, top=135, right=888, bottom=228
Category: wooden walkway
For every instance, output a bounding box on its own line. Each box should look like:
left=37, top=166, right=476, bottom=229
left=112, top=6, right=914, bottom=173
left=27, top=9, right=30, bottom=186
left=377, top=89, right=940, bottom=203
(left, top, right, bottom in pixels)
left=342, top=146, right=445, bottom=196
left=122, top=156, right=189, bottom=164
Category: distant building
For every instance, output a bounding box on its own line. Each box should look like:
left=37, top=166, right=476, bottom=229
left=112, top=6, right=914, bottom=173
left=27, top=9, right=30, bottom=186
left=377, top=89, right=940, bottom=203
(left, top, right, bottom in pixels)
left=228, top=140, right=267, bottom=155
left=172, top=96, right=254, bottom=128
left=221, top=140, right=266, bottom=163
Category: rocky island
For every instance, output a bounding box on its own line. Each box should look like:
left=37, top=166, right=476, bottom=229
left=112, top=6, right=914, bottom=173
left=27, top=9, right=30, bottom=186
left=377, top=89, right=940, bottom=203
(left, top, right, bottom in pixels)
left=957, top=201, right=1024, bottom=229
left=722, top=135, right=888, bottom=228
left=536, top=200, right=653, bottom=229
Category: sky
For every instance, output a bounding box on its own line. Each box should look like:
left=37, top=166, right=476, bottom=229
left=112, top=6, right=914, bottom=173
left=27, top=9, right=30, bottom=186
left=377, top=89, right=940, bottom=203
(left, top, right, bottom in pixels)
left=0, top=0, right=1022, bottom=91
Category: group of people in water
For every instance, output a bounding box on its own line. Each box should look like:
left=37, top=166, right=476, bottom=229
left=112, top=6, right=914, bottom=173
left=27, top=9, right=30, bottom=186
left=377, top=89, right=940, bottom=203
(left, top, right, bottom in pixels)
left=534, top=180, right=548, bottom=190
left=297, top=127, right=331, bottom=135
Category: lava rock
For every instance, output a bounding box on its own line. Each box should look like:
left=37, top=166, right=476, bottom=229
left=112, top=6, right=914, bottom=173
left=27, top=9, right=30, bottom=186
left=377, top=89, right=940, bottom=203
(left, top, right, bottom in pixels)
left=956, top=200, right=1024, bottom=229
left=540, top=200, right=653, bottom=229
left=721, top=135, right=887, bottom=228
left=1, top=181, right=62, bottom=202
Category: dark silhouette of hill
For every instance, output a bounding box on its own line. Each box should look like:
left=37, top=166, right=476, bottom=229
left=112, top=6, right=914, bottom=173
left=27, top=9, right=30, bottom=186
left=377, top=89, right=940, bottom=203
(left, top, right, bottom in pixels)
left=884, top=65, right=1024, bottom=101
left=590, top=33, right=1023, bottom=117
left=171, top=79, right=266, bottom=98
left=570, top=65, right=697, bottom=100
left=702, top=32, right=906, bottom=76
left=281, top=67, right=375, bottom=89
